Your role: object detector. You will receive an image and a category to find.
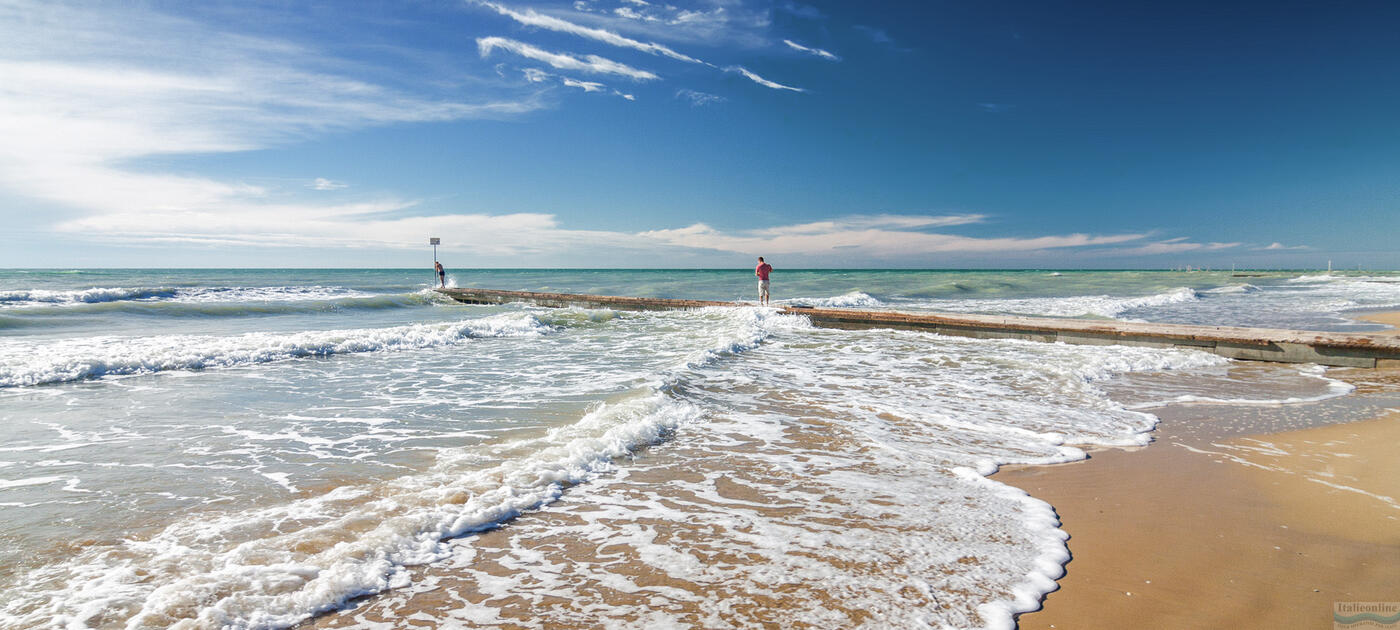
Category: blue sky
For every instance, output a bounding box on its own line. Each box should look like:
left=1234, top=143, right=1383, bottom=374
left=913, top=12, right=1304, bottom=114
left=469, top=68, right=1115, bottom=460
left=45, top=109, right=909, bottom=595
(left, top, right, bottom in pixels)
left=0, top=0, right=1396, bottom=269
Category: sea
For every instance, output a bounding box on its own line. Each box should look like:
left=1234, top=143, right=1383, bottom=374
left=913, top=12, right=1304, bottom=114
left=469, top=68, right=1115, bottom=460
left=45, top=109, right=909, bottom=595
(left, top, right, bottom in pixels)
left=1, top=268, right=1398, bottom=629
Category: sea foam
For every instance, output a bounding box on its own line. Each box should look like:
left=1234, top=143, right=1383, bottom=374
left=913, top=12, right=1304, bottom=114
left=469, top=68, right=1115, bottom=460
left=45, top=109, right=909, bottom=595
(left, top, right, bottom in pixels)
left=0, top=312, right=551, bottom=387
left=0, top=307, right=798, bottom=630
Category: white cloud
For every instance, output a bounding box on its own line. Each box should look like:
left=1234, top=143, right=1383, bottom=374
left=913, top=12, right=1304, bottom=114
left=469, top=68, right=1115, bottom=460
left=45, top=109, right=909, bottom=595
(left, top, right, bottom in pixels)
left=0, top=1, right=541, bottom=237
left=1259, top=242, right=1309, bottom=250
left=520, top=68, right=632, bottom=99
left=562, top=77, right=607, bottom=92
left=725, top=66, right=805, bottom=92
left=47, top=202, right=1164, bottom=264
left=1099, top=238, right=1242, bottom=256
left=783, top=39, right=840, bottom=61
left=475, top=2, right=703, bottom=64
left=312, top=178, right=347, bottom=191
left=676, top=88, right=726, bottom=106
left=639, top=215, right=1144, bottom=257
left=614, top=7, right=659, bottom=22
left=477, top=37, right=659, bottom=80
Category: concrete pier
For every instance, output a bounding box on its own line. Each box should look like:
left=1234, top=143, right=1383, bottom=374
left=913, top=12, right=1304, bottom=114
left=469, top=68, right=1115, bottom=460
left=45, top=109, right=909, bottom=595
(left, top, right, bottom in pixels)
left=438, top=288, right=1400, bottom=368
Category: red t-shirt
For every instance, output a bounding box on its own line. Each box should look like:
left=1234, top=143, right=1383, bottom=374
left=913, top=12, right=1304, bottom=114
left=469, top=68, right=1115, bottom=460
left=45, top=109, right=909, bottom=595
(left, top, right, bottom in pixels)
left=756, top=263, right=772, bottom=281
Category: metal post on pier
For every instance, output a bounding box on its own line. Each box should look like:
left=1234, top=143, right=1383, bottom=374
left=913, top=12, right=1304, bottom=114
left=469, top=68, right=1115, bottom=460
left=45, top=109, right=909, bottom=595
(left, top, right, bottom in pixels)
left=429, top=237, right=440, bottom=287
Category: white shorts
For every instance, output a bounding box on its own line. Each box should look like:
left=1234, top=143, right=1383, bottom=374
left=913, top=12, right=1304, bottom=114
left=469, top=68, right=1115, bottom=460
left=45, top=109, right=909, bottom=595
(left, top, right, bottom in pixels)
left=758, top=279, right=770, bottom=295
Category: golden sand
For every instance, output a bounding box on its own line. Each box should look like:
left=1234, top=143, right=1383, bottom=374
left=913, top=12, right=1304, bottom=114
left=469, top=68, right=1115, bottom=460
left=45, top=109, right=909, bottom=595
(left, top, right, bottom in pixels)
left=297, top=363, right=1400, bottom=630
left=1002, top=402, right=1400, bottom=629
left=1358, top=310, right=1400, bottom=333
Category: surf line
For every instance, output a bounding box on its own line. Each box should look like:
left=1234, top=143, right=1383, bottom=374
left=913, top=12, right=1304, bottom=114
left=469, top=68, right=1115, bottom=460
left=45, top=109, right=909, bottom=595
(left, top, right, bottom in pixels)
left=437, top=288, right=1400, bottom=369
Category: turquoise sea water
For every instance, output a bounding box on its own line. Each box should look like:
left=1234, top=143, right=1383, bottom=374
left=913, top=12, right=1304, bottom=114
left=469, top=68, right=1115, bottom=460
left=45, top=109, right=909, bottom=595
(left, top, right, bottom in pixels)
left=0, top=269, right=1395, bottom=629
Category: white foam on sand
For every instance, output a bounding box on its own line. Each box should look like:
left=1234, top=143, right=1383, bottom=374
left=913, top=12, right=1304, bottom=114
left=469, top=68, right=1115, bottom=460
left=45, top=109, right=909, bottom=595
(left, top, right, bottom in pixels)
left=300, top=327, right=1239, bottom=630
left=0, top=305, right=1356, bottom=630
left=0, top=308, right=804, bottom=630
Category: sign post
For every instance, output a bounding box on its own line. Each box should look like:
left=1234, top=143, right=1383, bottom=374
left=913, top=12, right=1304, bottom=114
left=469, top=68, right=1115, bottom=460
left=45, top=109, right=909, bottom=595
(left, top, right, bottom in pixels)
left=429, top=237, right=440, bottom=287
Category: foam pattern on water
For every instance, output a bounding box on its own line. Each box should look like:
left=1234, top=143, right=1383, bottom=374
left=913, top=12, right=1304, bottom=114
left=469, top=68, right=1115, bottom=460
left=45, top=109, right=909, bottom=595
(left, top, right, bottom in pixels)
left=781, top=291, right=885, bottom=309
left=294, top=327, right=1235, bottom=630
left=910, top=287, right=1200, bottom=319
left=0, top=285, right=379, bottom=307
left=0, top=308, right=808, bottom=629
left=0, top=313, right=550, bottom=387
left=0, top=268, right=1385, bottom=630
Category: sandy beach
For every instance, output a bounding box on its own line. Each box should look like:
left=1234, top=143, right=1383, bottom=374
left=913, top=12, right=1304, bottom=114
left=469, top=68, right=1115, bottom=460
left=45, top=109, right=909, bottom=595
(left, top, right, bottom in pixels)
left=1003, top=367, right=1400, bottom=629
left=1359, top=311, right=1400, bottom=333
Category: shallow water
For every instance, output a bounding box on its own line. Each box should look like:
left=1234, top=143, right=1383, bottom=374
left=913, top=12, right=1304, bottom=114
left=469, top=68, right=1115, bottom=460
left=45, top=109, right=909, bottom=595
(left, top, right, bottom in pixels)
left=0, top=269, right=1389, bottom=629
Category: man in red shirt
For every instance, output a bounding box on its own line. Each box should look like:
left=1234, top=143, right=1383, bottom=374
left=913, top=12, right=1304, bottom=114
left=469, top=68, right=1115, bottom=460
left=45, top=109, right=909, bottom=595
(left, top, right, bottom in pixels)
left=755, top=256, right=773, bottom=306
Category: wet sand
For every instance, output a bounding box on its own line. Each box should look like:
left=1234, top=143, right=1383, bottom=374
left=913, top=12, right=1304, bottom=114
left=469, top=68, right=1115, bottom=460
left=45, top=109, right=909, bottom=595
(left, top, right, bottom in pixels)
left=294, top=359, right=1400, bottom=630
left=1002, top=374, right=1400, bottom=629
left=1358, top=310, right=1400, bottom=333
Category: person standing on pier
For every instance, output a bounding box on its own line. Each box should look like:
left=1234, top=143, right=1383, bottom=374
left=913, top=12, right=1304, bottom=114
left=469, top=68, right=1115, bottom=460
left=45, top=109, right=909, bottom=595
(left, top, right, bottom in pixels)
left=435, top=261, right=446, bottom=288
left=755, top=257, right=773, bottom=306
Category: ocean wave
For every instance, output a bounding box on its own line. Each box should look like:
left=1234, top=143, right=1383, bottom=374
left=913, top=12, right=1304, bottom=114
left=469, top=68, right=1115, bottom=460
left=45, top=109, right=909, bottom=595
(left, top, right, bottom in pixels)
left=0, top=313, right=551, bottom=388
left=1, top=392, right=704, bottom=629
left=0, top=285, right=377, bottom=308
left=928, top=287, right=1199, bottom=319
left=0, top=308, right=804, bottom=628
left=0, top=286, right=177, bottom=305
left=1201, top=283, right=1260, bottom=295
left=1, top=291, right=452, bottom=320
left=1286, top=274, right=1336, bottom=284
left=783, top=291, right=884, bottom=309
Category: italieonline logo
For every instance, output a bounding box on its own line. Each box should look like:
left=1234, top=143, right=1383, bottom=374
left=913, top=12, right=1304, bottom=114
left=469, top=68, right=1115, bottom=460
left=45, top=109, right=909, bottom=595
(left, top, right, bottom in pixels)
left=1335, top=602, right=1400, bottom=629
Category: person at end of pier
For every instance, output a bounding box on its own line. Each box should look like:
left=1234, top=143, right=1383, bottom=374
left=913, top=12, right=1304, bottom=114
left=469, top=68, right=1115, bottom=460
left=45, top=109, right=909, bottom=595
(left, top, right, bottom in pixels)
left=435, top=261, right=446, bottom=288
left=755, top=256, right=773, bottom=306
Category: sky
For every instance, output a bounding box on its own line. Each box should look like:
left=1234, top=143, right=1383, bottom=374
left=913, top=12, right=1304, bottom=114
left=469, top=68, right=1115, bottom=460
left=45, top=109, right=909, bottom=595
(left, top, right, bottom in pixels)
left=0, top=0, right=1396, bottom=269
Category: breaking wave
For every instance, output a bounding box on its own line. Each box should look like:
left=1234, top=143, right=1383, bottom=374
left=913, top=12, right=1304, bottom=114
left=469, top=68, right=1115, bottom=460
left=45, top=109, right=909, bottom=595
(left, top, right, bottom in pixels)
left=783, top=291, right=885, bottom=309
left=0, top=313, right=551, bottom=388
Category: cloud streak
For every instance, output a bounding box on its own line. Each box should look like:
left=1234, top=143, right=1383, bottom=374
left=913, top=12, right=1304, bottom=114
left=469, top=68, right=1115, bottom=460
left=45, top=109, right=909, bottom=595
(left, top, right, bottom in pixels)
left=476, top=2, right=704, bottom=64
left=639, top=214, right=1145, bottom=258
left=0, top=1, right=542, bottom=242
left=783, top=39, right=839, bottom=61
left=676, top=88, right=725, bottom=106
left=478, top=37, right=658, bottom=80
left=726, top=66, right=805, bottom=92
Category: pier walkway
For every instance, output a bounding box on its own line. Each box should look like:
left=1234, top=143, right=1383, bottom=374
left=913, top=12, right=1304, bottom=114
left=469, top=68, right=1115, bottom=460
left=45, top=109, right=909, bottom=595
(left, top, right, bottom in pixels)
left=438, top=288, right=1400, bottom=368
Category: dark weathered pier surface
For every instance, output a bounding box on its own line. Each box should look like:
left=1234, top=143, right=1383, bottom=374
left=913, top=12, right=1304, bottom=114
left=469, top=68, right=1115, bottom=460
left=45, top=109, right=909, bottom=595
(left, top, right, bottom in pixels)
left=439, top=288, right=1400, bottom=368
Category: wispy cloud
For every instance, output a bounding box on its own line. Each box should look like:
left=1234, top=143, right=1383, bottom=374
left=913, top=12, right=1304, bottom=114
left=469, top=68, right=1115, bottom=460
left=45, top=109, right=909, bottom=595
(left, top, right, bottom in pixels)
left=1101, top=237, right=1242, bottom=256
left=726, top=66, right=805, bottom=92
left=639, top=214, right=1144, bottom=257
left=0, top=1, right=541, bottom=239
left=978, top=103, right=1015, bottom=114
left=1259, top=242, right=1309, bottom=250
left=562, top=77, right=606, bottom=92
left=521, top=67, right=632, bottom=98
left=783, top=39, right=840, bottom=61
left=478, top=37, right=659, bottom=80
left=311, top=178, right=347, bottom=191
left=475, top=2, right=808, bottom=97
left=59, top=206, right=1165, bottom=265
left=475, top=2, right=703, bottom=64
left=676, top=88, right=726, bottom=106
